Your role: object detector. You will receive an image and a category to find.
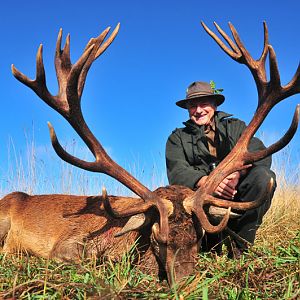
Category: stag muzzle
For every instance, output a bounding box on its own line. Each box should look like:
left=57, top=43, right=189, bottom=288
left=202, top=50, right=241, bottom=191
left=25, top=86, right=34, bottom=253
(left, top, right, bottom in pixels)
left=165, top=246, right=199, bottom=285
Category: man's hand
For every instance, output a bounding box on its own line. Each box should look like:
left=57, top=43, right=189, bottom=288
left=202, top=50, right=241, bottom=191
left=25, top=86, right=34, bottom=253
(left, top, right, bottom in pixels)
left=196, top=171, right=241, bottom=200
left=196, top=175, right=208, bottom=188
left=215, top=171, right=240, bottom=199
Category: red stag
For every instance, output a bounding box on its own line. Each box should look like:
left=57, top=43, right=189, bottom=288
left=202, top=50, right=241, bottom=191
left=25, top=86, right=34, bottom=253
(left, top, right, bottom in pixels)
left=0, top=21, right=298, bottom=285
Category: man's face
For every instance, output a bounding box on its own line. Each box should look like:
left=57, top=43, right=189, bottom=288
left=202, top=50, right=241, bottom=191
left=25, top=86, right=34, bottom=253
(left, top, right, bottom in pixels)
left=187, top=98, right=216, bottom=126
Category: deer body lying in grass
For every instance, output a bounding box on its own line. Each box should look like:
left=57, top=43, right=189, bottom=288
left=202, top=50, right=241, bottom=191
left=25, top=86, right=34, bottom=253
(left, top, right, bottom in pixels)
left=1, top=21, right=299, bottom=285
left=1, top=185, right=245, bottom=280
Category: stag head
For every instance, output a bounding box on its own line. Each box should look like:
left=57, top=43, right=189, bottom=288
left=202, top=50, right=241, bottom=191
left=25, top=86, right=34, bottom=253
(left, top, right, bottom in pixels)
left=104, top=185, right=211, bottom=282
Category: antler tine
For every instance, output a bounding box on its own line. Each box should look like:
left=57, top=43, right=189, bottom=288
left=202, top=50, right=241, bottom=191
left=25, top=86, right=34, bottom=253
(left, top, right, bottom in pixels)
left=78, top=25, right=120, bottom=98
left=245, top=104, right=300, bottom=163
left=255, top=22, right=269, bottom=96
left=84, top=27, right=110, bottom=53
left=268, top=45, right=282, bottom=96
left=35, top=45, right=47, bottom=86
left=282, top=62, right=300, bottom=98
left=201, top=21, right=240, bottom=59
left=193, top=177, right=275, bottom=233
left=193, top=203, right=231, bottom=233
left=227, top=22, right=251, bottom=61
left=66, top=43, right=96, bottom=111
left=83, top=23, right=119, bottom=58
left=102, top=187, right=170, bottom=243
left=229, top=22, right=270, bottom=93
left=203, top=22, right=270, bottom=99
left=204, top=178, right=275, bottom=210
left=55, top=29, right=71, bottom=107
left=48, top=121, right=105, bottom=172
left=261, top=22, right=269, bottom=66
left=213, top=22, right=240, bottom=54
left=55, top=29, right=71, bottom=74
left=11, top=45, right=55, bottom=110
left=95, top=23, right=120, bottom=59
left=103, top=195, right=155, bottom=218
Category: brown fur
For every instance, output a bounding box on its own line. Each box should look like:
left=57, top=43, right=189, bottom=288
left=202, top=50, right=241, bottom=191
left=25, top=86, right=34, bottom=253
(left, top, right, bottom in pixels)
left=0, top=185, right=200, bottom=282
left=0, top=192, right=139, bottom=260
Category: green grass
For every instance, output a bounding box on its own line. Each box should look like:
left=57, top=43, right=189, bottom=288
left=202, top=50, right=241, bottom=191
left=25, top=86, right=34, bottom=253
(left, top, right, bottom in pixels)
left=0, top=232, right=299, bottom=299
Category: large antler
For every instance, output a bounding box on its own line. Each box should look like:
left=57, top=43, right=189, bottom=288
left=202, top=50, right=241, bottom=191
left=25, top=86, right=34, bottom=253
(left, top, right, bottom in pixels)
left=190, top=21, right=300, bottom=232
left=11, top=24, right=170, bottom=242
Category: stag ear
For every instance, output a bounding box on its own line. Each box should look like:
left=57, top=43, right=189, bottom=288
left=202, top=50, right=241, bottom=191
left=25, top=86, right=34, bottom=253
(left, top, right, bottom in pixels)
left=114, top=213, right=150, bottom=237
left=182, top=195, right=194, bottom=215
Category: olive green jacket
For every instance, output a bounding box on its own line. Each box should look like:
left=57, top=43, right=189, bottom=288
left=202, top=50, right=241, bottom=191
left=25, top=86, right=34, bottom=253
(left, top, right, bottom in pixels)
left=166, top=111, right=271, bottom=189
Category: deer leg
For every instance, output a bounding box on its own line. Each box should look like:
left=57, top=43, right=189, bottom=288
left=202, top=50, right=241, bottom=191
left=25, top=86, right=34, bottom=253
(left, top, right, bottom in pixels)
left=0, top=196, right=13, bottom=248
left=50, top=234, right=87, bottom=261
left=0, top=217, right=10, bottom=248
left=1, top=230, right=17, bottom=253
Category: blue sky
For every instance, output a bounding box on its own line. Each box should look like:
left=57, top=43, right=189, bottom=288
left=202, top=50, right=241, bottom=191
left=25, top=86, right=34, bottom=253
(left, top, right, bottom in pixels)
left=0, top=0, right=299, bottom=194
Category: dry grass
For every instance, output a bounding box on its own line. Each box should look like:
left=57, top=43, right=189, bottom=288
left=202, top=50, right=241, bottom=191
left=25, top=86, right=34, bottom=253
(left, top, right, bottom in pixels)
left=256, top=150, right=300, bottom=250
left=1, top=135, right=166, bottom=197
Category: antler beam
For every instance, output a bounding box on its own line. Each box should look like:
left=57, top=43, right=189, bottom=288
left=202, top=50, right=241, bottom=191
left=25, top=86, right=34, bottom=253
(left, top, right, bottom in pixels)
left=191, top=21, right=300, bottom=232
left=12, top=24, right=172, bottom=242
left=12, top=24, right=153, bottom=198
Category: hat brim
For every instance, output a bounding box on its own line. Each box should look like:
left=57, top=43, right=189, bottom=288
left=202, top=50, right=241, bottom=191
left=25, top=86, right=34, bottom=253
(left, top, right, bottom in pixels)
left=176, top=94, right=225, bottom=109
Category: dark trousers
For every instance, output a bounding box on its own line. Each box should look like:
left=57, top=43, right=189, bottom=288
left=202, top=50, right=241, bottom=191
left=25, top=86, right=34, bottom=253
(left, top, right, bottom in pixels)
left=202, top=166, right=277, bottom=252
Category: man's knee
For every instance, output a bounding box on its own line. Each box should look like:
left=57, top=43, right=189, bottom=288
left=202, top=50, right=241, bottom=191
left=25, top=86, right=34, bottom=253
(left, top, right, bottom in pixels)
left=238, top=166, right=277, bottom=201
left=249, top=166, right=276, bottom=185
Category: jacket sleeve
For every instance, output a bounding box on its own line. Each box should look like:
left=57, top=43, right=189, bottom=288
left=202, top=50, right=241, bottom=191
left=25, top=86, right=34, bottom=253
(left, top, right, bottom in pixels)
left=165, top=130, right=208, bottom=189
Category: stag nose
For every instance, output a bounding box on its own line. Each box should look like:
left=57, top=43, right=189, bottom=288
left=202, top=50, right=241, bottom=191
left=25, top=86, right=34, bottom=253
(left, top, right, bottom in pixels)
left=167, top=260, right=195, bottom=285
left=178, top=262, right=195, bottom=279
left=166, top=249, right=197, bottom=285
